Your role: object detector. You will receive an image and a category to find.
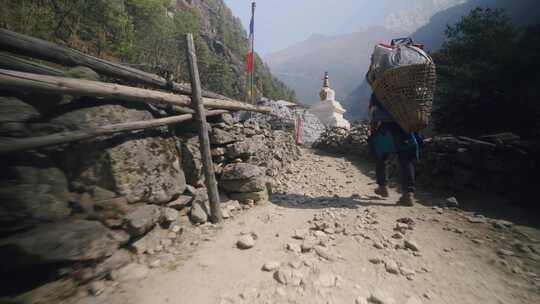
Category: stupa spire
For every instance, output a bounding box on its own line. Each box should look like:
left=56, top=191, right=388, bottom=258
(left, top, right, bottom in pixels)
left=311, top=71, right=350, bottom=129
left=323, top=71, right=330, bottom=88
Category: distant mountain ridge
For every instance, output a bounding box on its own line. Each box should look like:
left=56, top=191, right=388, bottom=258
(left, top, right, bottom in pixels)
left=267, top=0, right=540, bottom=121
left=266, top=27, right=405, bottom=105
left=384, top=0, right=468, bottom=34
left=345, top=0, right=540, bottom=122
left=412, top=0, right=540, bottom=49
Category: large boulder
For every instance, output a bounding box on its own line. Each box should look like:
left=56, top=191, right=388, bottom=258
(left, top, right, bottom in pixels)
left=0, top=166, right=71, bottom=233
left=221, top=163, right=265, bottom=180
left=219, top=177, right=267, bottom=193
left=123, top=204, right=162, bottom=237
left=225, top=135, right=265, bottom=159
left=210, top=128, right=239, bottom=145
left=189, top=201, right=208, bottom=224
left=181, top=134, right=205, bottom=187
left=0, top=97, right=41, bottom=137
left=0, top=220, right=122, bottom=268
left=65, top=66, right=100, bottom=81
left=187, top=186, right=209, bottom=224
left=53, top=104, right=186, bottom=204
left=90, top=249, right=133, bottom=282
left=0, top=97, right=40, bottom=123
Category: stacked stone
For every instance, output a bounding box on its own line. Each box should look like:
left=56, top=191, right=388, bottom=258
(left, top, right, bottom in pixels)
left=179, top=114, right=301, bottom=221
left=220, top=163, right=269, bottom=205
left=314, top=119, right=539, bottom=202
left=251, top=98, right=325, bottom=146
left=0, top=94, right=187, bottom=298
left=0, top=72, right=301, bottom=300
left=299, top=110, right=326, bottom=145
left=313, top=123, right=371, bottom=156
left=251, top=97, right=295, bottom=130
left=313, top=127, right=350, bottom=152
left=417, top=133, right=539, bottom=199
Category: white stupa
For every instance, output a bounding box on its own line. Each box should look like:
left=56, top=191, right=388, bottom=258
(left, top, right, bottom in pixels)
left=309, top=72, right=350, bottom=129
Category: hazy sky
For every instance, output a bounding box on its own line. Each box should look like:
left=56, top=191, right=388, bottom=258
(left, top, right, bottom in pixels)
left=224, top=0, right=410, bottom=55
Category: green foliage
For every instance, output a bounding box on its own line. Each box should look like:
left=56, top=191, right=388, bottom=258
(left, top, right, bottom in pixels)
left=432, top=8, right=540, bottom=137
left=0, top=0, right=134, bottom=59
left=254, top=56, right=297, bottom=102
left=0, top=0, right=296, bottom=101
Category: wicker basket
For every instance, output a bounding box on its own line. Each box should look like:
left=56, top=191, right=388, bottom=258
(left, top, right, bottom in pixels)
left=372, top=63, right=437, bottom=133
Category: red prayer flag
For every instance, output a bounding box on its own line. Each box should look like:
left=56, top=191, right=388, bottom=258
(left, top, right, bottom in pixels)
left=246, top=52, right=254, bottom=73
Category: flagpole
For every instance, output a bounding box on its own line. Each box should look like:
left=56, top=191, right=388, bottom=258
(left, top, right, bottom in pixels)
left=250, top=1, right=256, bottom=105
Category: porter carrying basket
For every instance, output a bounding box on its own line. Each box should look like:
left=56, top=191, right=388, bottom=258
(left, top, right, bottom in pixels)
left=369, top=38, right=437, bottom=133
left=372, top=63, right=436, bottom=133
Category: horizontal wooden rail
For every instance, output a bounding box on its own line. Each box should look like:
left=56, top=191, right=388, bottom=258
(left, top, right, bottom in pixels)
left=0, top=29, right=228, bottom=100
left=0, top=52, right=65, bottom=76
left=0, top=69, right=271, bottom=113
left=0, top=110, right=228, bottom=154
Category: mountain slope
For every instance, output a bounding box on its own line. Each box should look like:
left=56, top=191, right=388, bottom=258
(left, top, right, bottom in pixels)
left=0, top=0, right=295, bottom=101
left=383, top=0, right=467, bottom=34
left=342, top=80, right=372, bottom=122
left=412, top=0, right=540, bottom=50
left=266, top=27, right=404, bottom=105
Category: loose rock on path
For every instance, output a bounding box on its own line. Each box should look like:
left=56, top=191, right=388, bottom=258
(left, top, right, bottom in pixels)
left=73, top=148, right=540, bottom=304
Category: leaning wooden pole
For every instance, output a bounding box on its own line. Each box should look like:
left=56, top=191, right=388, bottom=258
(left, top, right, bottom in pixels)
left=186, top=33, right=222, bottom=223
left=0, top=110, right=228, bottom=154
left=0, top=69, right=271, bottom=114
left=0, top=52, right=65, bottom=76
left=0, top=29, right=227, bottom=100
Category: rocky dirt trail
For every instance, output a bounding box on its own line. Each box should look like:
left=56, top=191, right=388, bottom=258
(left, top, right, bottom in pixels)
left=75, top=149, right=540, bottom=304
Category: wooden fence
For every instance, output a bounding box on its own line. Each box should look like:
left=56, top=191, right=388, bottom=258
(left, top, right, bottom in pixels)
left=0, top=29, right=271, bottom=222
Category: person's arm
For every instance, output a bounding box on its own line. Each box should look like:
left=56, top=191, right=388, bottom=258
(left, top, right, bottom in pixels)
left=368, top=94, right=378, bottom=117
left=368, top=94, right=381, bottom=133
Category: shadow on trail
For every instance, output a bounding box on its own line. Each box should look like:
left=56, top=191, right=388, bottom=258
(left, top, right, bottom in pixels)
left=290, top=149, right=540, bottom=230
left=270, top=193, right=403, bottom=210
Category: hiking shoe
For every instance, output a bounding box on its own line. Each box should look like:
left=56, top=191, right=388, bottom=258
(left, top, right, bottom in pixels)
left=374, top=186, right=389, bottom=198
left=397, top=192, right=415, bottom=207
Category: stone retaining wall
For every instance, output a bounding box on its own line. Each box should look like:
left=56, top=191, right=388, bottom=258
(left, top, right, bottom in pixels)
left=313, top=123, right=371, bottom=157
left=251, top=98, right=325, bottom=146
left=417, top=134, right=539, bottom=200
left=314, top=126, right=540, bottom=203
left=0, top=87, right=300, bottom=300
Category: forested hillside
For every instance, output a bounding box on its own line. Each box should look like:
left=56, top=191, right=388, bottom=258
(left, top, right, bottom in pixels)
left=0, top=0, right=296, bottom=101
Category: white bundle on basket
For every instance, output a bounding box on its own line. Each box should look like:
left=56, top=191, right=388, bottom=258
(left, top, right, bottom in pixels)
left=368, top=38, right=431, bottom=84
left=367, top=38, right=436, bottom=133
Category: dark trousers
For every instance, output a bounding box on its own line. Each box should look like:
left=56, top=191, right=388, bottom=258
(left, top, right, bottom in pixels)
left=374, top=123, right=417, bottom=193
left=376, top=150, right=416, bottom=193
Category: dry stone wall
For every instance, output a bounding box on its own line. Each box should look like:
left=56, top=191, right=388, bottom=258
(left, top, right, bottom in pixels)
left=252, top=98, right=325, bottom=146
left=313, top=123, right=372, bottom=157
left=314, top=126, right=540, bottom=204
left=417, top=134, right=540, bottom=202
left=0, top=77, right=300, bottom=300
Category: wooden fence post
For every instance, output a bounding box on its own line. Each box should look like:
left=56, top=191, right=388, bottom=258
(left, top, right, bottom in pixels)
left=185, top=33, right=222, bottom=223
